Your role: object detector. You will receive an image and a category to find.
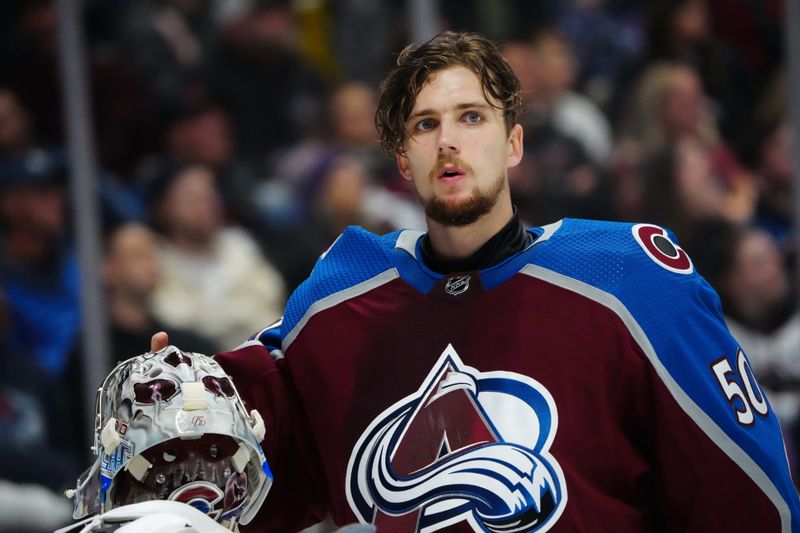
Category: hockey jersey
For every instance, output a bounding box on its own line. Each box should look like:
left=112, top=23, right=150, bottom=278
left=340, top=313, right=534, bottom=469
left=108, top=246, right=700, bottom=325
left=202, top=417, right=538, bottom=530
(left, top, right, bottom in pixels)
left=215, top=218, right=800, bottom=532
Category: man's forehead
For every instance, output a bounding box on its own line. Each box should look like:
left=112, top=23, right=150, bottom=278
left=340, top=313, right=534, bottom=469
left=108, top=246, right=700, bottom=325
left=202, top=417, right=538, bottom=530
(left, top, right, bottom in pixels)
left=411, top=65, right=494, bottom=112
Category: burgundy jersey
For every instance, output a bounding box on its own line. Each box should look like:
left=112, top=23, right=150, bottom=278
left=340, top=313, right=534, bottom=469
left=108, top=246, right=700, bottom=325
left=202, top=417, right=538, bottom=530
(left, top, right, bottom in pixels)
left=216, top=219, right=800, bottom=532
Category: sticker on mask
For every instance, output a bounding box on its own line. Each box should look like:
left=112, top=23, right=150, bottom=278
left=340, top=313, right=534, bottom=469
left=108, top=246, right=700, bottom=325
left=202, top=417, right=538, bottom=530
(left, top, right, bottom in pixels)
left=100, top=438, right=134, bottom=477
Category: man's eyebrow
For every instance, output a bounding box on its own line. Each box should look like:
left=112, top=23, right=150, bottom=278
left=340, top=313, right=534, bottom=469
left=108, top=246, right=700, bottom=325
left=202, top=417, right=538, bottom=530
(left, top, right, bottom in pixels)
left=407, top=102, right=493, bottom=121
left=407, top=109, right=435, bottom=121
left=455, top=102, right=493, bottom=111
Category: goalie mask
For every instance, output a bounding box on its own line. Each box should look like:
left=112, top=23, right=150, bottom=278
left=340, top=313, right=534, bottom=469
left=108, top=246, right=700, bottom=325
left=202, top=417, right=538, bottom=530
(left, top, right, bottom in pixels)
left=69, top=346, right=272, bottom=527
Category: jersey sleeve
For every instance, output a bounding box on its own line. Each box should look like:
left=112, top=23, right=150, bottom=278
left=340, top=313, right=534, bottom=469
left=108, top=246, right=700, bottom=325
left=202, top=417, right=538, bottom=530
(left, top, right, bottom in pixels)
left=214, top=343, right=328, bottom=532
left=217, top=227, right=397, bottom=529
left=633, top=276, right=798, bottom=531
left=533, top=219, right=800, bottom=531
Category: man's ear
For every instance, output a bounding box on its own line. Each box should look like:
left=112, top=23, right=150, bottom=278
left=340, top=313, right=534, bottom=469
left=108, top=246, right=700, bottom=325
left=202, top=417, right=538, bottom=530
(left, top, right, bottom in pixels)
left=396, top=152, right=413, bottom=181
left=507, top=124, right=524, bottom=169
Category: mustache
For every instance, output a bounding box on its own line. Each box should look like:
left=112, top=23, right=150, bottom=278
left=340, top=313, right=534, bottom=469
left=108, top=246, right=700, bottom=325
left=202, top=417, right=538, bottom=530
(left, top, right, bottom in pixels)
left=428, top=156, right=474, bottom=181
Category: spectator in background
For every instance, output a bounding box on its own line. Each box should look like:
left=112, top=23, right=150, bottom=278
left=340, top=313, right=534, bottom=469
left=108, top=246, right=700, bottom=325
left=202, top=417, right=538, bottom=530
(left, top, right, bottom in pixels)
left=0, top=5, right=157, bottom=227
left=0, top=148, right=79, bottom=381
left=249, top=81, right=424, bottom=290
left=153, top=97, right=310, bottom=288
left=706, top=0, right=784, bottom=95
left=501, top=36, right=612, bottom=226
left=325, top=81, right=423, bottom=228
left=741, top=72, right=795, bottom=255
left=211, top=1, right=325, bottom=164
left=0, top=0, right=158, bottom=181
left=253, top=143, right=345, bottom=290
left=751, top=117, right=794, bottom=254
left=163, top=100, right=234, bottom=172
left=617, top=62, right=756, bottom=238
left=311, top=152, right=424, bottom=240
left=149, top=163, right=286, bottom=349
left=554, top=0, right=645, bottom=114
left=641, top=0, right=753, bottom=141
left=119, top=0, right=216, bottom=114
left=3, top=83, right=146, bottom=228
left=328, top=82, right=396, bottom=184
left=160, top=99, right=245, bottom=204
left=0, top=147, right=86, bottom=484
left=0, top=290, right=74, bottom=532
left=103, top=221, right=218, bottom=365
left=0, top=87, right=34, bottom=158
left=260, top=146, right=424, bottom=291
left=312, top=153, right=378, bottom=238
left=526, top=27, right=613, bottom=165
left=330, top=0, right=400, bottom=85
left=328, top=82, right=378, bottom=149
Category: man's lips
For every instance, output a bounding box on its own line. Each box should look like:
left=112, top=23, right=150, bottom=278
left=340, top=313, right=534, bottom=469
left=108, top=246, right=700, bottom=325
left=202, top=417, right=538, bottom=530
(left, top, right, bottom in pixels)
left=428, top=159, right=472, bottom=184
left=437, top=165, right=466, bottom=182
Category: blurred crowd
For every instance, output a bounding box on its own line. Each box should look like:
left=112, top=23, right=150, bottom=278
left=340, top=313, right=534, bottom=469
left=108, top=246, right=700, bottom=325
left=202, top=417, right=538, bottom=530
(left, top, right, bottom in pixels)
left=0, top=0, right=796, bottom=529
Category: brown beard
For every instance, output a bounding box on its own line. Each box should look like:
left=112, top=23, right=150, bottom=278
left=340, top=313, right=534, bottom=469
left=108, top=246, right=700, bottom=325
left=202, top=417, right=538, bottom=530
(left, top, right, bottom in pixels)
left=423, top=174, right=506, bottom=227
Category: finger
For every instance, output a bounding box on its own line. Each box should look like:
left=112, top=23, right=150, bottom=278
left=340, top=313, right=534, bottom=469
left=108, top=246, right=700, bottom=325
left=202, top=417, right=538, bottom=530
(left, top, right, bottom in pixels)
left=150, top=331, right=169, bottom=352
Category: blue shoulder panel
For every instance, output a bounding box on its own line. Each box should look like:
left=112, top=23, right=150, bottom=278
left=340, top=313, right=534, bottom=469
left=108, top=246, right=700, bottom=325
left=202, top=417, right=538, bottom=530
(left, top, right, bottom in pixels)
left=528, top=218, right=799, bottom=530
left=251, top=318, right=283, bottom=352
left=280, top=226, right=400, bottom=344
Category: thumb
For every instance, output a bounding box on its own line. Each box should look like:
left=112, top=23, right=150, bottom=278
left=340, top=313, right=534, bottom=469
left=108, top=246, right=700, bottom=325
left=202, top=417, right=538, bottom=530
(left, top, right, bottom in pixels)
left=150, top=331, right=169, bottom=352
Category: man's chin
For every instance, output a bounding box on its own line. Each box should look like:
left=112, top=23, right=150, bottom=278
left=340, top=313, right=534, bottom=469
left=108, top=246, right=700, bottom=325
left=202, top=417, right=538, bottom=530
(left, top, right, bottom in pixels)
left=425, top=196, right=493, bottom=227
left=422, top=175, right=506, bottom=227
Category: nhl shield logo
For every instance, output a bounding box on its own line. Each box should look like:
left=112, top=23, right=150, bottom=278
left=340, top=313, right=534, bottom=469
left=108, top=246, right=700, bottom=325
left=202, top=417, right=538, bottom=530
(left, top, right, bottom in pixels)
left=444, top=275, right=470, bottom=296
left=346, top=344, right=567, bottom=532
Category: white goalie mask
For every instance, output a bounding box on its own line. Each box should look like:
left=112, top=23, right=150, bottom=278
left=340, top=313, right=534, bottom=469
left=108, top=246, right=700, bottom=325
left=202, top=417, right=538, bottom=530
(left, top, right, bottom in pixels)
left=69, top=346, right=272, bottom=528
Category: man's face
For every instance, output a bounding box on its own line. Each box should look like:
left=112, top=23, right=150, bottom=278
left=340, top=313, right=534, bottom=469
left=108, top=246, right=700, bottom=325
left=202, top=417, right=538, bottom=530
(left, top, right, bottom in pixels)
left=729, top=230, right=788, bottom=311
left=331, top=83, right=377, bottom=147
left=0, top=92, right=32, bottom=154
left=0, top=182, right=65, bottom=238
left=396, top=65, right=522, bottom=227
left=105, top=225, right=160, bottom=297
left=167, top=110, right=234, bottom=168
left=161, top=166, right=222, bottom=244
left=663, top=68, right=704, bottom=137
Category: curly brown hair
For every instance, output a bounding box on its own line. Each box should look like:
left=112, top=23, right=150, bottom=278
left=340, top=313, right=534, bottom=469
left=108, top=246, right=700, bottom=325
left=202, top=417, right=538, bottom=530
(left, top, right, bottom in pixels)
left=376, top=31, right=523, bottom=157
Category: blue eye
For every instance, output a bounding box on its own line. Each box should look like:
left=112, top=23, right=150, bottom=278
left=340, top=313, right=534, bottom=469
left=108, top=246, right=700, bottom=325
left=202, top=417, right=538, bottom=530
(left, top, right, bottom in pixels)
left=464, top=112, right=482, bottom=123
left=415, top=118, right=436, bottom=131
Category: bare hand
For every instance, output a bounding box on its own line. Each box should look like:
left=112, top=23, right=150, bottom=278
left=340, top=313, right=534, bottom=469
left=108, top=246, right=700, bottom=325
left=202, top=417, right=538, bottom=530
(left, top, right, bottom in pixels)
left=150, top=331, right=169, bottom=352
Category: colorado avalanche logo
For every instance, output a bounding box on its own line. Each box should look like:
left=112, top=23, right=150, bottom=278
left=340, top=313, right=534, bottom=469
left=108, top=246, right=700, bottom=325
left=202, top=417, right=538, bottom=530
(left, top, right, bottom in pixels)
left=632, top=223, right=693, bottom=274
left=346, top=344, right=567, bottom=532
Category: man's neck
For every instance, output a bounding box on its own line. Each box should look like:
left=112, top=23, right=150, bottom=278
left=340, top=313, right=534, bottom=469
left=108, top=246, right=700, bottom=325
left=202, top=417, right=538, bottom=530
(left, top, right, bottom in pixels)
left=425, top=197, right=514, bottom=260
left=421, top=206, right=531, bottom=274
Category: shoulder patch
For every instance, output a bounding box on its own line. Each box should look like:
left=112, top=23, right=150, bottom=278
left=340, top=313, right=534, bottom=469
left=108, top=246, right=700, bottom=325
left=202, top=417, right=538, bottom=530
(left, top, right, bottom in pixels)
left=632, top=223, right=693, bottom=275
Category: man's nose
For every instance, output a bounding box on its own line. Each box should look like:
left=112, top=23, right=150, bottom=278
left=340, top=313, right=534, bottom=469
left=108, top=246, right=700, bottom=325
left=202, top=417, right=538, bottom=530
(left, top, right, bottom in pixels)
left=437, top=119, right=459, bottom=154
